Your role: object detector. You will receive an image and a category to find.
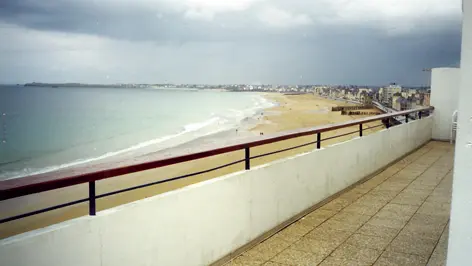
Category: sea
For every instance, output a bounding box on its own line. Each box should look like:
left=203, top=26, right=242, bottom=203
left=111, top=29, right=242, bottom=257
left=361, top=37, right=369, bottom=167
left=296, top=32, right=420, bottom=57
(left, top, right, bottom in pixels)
left=0, top=85, right=274, bottom=180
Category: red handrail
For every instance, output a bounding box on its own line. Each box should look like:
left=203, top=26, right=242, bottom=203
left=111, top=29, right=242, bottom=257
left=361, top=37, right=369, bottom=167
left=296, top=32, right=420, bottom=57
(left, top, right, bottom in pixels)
left=0, top=106, right=433, bottom=201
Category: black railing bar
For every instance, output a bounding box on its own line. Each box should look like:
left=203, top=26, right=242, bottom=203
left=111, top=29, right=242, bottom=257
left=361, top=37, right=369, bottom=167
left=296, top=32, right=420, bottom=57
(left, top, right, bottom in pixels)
left=0, top=198, right=89, bottom=224
left=96, top=159, right=246, bottom=199
left=363, top=124, right=385, bottom=131
left=320, top=130, right=360, bottom=142
left=250, top=141, right=318, bottom=160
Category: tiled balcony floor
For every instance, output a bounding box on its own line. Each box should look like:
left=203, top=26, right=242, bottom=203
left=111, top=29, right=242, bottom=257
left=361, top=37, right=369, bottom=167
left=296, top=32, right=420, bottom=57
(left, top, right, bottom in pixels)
left=225, top=141, right=454, bottom=266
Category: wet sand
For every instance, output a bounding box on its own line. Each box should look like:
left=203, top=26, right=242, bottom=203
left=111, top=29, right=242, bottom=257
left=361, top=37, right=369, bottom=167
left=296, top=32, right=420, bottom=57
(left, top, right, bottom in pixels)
left=0, top=93, right=384, bottom=239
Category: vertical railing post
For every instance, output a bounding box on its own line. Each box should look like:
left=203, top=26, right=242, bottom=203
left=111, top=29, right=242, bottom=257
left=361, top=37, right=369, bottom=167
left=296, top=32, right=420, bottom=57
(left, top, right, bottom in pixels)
left=245, top=147, right=250, bottom=170
left=359, top=124, right=363, bottom=137
left=317, top=132, right=321, bottom=149
left=89, top=181, right=96, bottom=216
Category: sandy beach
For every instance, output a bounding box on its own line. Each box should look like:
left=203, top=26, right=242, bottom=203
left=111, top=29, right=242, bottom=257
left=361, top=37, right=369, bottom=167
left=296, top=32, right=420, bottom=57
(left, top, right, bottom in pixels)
left=0, top=93, right=384, bottom=239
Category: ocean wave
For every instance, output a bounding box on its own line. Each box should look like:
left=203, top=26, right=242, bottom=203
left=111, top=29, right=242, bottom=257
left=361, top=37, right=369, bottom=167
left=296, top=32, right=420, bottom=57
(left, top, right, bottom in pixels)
left=1, top=94, right=276, bottom=180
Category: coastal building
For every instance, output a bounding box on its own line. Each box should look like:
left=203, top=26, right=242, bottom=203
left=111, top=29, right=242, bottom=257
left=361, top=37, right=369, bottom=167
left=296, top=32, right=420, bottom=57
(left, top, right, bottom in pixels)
left=423, top=92, right=431, bottom=106
left=379, top=83, right=402, bottom=106
left=356, top=88, right=371, bottom=100
left=392, top=94, right=402, bottom=110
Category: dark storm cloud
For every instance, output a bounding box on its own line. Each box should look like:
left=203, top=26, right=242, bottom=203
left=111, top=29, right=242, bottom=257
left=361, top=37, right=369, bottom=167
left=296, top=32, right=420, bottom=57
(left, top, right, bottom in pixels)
left=0, top=0, right=270, bottom=42
left=0, top=0, right=463, bottom=85
left=1, top=0, right=460, bottom=42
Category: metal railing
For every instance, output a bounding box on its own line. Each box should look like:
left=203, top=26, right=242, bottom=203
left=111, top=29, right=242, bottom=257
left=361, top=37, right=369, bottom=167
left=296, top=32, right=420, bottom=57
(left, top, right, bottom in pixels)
left=0, top=107, right=434, bottom=224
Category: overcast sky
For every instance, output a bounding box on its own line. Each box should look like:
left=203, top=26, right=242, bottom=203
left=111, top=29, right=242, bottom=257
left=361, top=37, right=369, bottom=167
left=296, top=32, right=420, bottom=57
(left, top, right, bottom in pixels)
left=0, top=0, right=463, bottom=85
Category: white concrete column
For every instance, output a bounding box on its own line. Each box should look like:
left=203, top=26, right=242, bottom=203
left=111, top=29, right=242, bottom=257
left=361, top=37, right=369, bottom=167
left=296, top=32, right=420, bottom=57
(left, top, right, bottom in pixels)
left=447, top=0, right=472, bottom=265
left=430, top=68, right=460, bottom=140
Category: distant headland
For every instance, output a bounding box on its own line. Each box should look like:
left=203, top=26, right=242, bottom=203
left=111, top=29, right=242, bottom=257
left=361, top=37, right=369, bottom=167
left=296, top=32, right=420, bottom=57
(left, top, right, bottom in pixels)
left=23, top=82, right=150, bottom=88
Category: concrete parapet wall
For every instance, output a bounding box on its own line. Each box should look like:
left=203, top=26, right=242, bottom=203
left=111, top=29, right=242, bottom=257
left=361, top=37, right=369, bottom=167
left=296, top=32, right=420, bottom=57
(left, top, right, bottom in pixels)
left=0, top=117, right=433, bottom=266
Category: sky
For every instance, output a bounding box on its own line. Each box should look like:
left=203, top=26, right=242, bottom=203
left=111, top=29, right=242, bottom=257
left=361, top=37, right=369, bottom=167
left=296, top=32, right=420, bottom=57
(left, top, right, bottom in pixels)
left=0, top=0, right=463, bottom=86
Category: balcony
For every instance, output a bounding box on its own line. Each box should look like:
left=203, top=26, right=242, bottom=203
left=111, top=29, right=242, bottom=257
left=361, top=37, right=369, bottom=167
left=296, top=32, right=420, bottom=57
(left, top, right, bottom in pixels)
left=225, top=141, right=452, bottom=266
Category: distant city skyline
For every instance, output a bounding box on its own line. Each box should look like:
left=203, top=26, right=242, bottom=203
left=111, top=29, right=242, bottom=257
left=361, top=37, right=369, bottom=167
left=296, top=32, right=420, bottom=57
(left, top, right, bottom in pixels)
left=0, top=0, right=462, bottom=86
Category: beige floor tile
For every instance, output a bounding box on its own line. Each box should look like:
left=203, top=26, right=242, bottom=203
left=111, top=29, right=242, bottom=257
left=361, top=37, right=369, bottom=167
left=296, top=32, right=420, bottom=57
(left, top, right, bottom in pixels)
left=262, top=261, right=284, bottom=266
left=330, top=243, right=381, bottom=264
left=427, top=225, right=449, bottom=266
left=271, top=248, right=325, bottom=266
left=262, top=262, right=285, bottom=266
left=426, top=195, right=451, bottom=203
left=427, top=245, right=448, bottom=266
left=298, top=209, right=337, bottom=228
left=274, top=222, right=314, bottom=243
left=434, top=187, right=452, bottom=195
left=317, top=218, right=364, bottom=232
left=291, top=237, right=339, bottom=257
left=401, top=187, right=432, bottom=197
left=408, top=213, right=449, bottom=227
left=305, top=209, right=337, bottom=220
left=375, top=203, right=418, bottom=221
left=319, top=198, right=352, bottom=212
left=393, top=169, right=421, bottom=177
left=299, top=209, right=336, bottom=227
left=226, top=254, right=266, bottom=266
left=367, top=190, right=400, bottom=201
left=383, top=178, right=412, bottom=186
left=345, top=233, right=391, bottom=251
left=345, top=200, right=385, bottom=215
left=244, top=237, right=292, bottom=261
left=398, top=223, right=444, bottom=242
left=298, top=216, right=327, bottom=228
left=318, top=255, right=372, bottom=266
left=331, top=212, right=372, bottom=224
left=417, top=202, right=451, bottom=216
left=366, top=216, right=407, bottom=229
left=339, top=190, right=367, bottom=201
left=371, top=172, right=393, bottom=181
left=342, top=203, right=381, bottom=216
left=356, top=181, right=380, bottom=190
left=406, top=183, right=437, bottom=191
left=374, top=251, right=428, bottom=266
left=375, top=183, right=407, bottom=193
left=372, top=172, right=395, bottom=181
left=305, top=227, right=352, bottom=246
left=351, top=186, right=374, bottom=194
left=387, top=235, right=437, bottom=257
left=357, top=194, right=391, bottom=205
left=357, top=224, right=400, bottom=240
left=400, top=186, right=431, bottom=194
left=390, top=194, right=425, bottom=206
left=396, top=169, right=422, bottom=176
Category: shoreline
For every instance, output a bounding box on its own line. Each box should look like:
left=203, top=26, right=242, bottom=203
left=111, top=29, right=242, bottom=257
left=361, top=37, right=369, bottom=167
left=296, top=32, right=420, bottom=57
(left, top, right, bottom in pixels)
left=0, top=93, right=385, bottom=239
left=0, top=93, right=275, bottom=181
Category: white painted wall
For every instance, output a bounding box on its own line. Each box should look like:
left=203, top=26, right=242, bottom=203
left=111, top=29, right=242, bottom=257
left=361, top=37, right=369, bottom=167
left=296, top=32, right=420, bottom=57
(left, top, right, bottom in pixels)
left=0, top=118, right=433, bottom=266
left=430, top=67, right=461, bottom=140
left=447, top=0, right=472, bottom=265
